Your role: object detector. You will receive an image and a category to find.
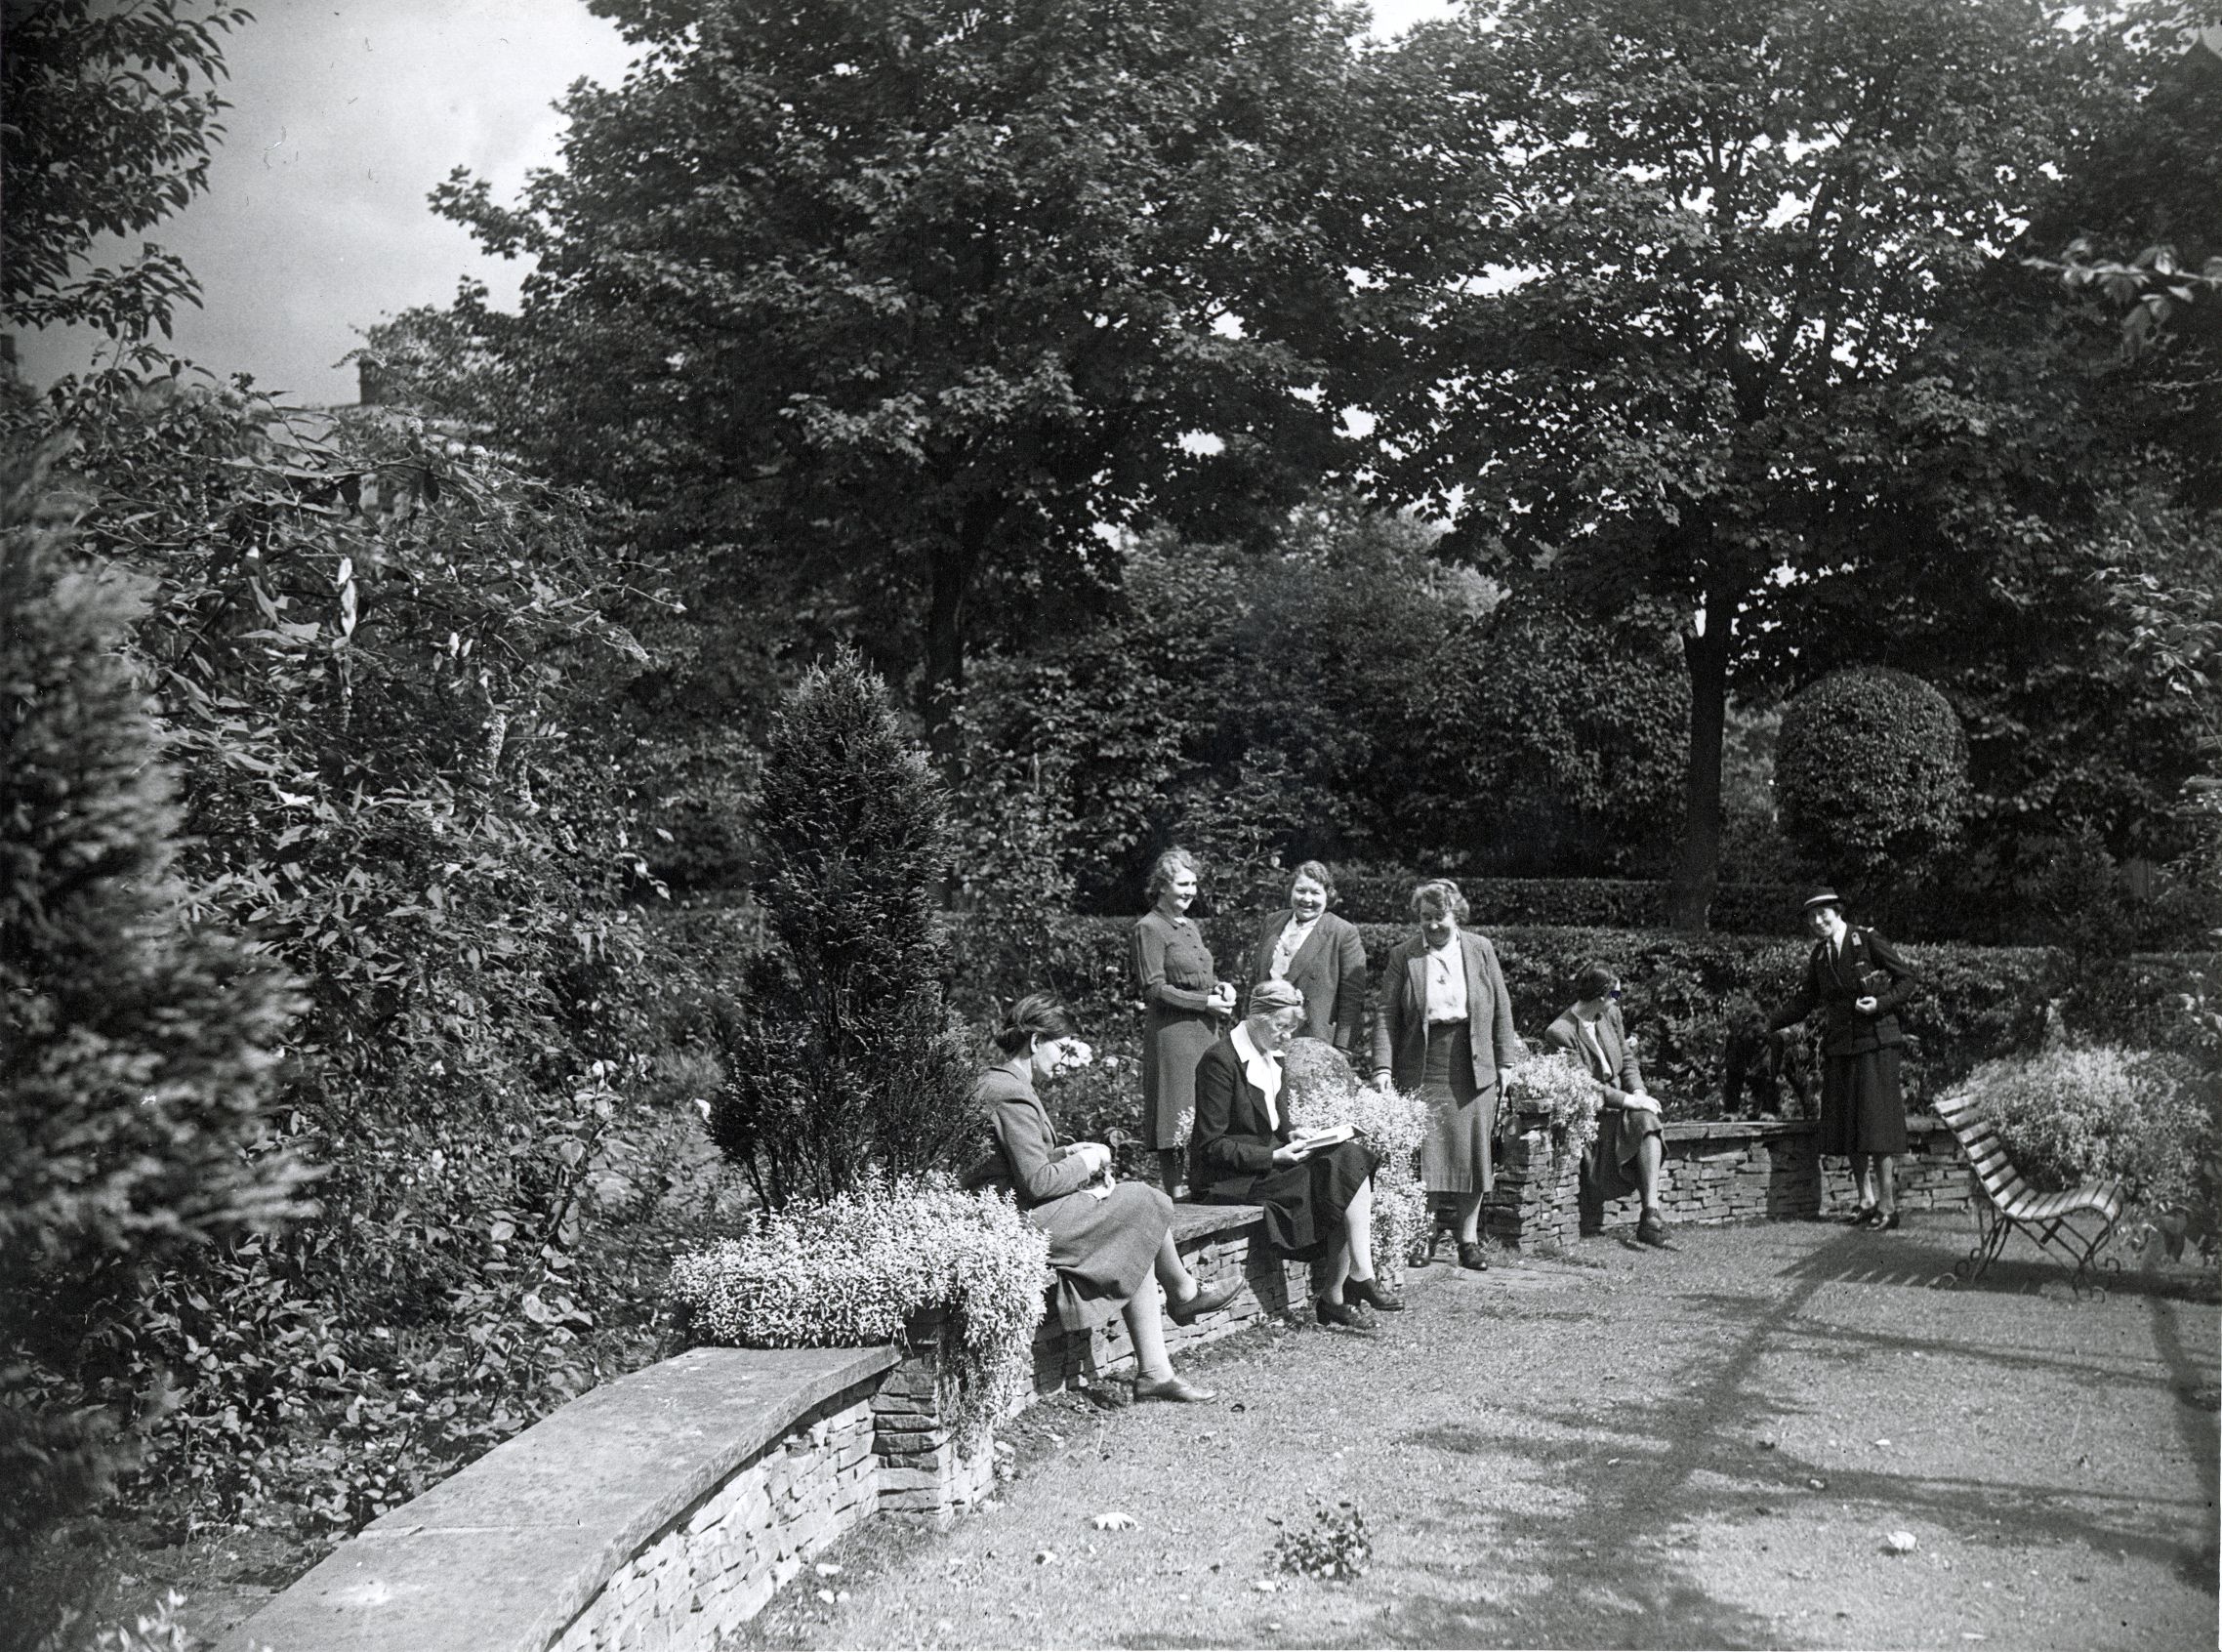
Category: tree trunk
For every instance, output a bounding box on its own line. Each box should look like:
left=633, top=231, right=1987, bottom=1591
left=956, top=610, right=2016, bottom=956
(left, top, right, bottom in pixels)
left=921, top=499, right=1001, bottom=764
left=1667, top=600, right=1731, bottom=932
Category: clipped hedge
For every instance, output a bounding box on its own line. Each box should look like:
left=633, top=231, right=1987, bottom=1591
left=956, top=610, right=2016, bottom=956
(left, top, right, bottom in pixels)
left=1203, top=870, right=1807, bottom=934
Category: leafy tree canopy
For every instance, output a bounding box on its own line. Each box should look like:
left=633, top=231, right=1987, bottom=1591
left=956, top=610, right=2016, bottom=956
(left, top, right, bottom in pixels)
left=395, top=0, right=1373, bottom=747
left=1, top=0, right=253, bottom=346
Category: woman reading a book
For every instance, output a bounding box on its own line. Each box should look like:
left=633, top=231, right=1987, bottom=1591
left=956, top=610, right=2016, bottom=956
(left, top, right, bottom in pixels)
left=1189, top=978, right=1405, bottom=1328
left=967, top=996, right=1239, bottom=1401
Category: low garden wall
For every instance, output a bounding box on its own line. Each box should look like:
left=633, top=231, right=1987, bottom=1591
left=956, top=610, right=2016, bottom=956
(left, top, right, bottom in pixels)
left=1488, top=1111, right=1969, bottom=1249
left=227, top=1205, right=1299, bottom=1652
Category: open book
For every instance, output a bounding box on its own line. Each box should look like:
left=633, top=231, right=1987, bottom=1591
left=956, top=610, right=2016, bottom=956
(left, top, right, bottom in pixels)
left=1288, top=1123, right=1356, bottom=1153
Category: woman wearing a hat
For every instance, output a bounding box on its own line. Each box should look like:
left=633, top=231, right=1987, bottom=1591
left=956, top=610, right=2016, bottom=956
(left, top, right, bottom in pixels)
left=1768, top=889, right=1921, bottom=1228
left=1191, top=977, right=1402, bottom=1328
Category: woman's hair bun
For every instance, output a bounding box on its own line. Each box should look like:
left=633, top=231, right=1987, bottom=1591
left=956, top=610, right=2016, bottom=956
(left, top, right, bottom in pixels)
left=995, top=993, right=1080, bottom=1056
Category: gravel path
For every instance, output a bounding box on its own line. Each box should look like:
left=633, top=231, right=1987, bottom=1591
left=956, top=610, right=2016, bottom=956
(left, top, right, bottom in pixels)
left=732, top=1214, right=2219, bottom=1650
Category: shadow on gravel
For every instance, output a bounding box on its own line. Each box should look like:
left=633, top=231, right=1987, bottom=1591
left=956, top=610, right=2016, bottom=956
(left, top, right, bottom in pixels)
left=1384, top=1222, right=2214, bottom=1647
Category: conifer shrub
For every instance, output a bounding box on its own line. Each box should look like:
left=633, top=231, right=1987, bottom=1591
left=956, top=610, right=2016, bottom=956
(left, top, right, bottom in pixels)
left=0, top=442, right=306, bottom=1544
left=1776, top=667, right=1970, bottom=899
left=707, top=649, right=975, bottom=1206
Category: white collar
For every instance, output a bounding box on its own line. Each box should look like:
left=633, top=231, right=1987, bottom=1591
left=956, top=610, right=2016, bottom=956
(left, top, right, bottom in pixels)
left=1427, top=931, right=1462, bottom=961
left=1230, top=1022, right=1283, bottom=1125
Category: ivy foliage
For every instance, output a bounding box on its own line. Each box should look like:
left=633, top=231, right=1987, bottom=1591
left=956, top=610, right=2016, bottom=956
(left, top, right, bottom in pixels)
left=1775, top=667, right=1971, bottom=900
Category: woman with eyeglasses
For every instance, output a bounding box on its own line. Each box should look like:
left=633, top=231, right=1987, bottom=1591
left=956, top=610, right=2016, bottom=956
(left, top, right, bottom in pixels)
left=1543, top=962, right=1667, bottom=1246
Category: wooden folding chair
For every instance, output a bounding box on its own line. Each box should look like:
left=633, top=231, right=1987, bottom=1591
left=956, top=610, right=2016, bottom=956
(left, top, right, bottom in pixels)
left=1931, top=1091, right=2129, bottom=1295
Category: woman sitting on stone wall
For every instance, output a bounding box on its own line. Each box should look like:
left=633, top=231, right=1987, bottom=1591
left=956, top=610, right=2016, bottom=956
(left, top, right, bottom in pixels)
left=965, top=995, right=1239, bottom=1401
left=1192, top=979, right=1404, bottom=1329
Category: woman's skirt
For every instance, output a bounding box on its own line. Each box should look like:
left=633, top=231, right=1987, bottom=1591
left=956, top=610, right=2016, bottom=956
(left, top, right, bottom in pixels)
left=1027, top=1182, right=1175, bottom=1332
left=1419, top=1021, right=1494, bottom=1194
left=1248, top=1139, right=1378, bottom=1262
left=1817, top=1045, right=1910, bottom=1158
left=1583, top=1104, right=1666, bottom=1205
left=1142, top=1008, right=1217, bottom=1149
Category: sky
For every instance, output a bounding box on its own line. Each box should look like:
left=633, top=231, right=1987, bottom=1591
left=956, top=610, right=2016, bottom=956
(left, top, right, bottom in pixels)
left=20, top=0, right=1457, bottom=407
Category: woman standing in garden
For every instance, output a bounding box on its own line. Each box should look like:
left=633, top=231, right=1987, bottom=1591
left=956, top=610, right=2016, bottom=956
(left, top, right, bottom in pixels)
left=1132, top=847, right=1236, bottom=1195
left=1768, top=888, right=1921, bottom=1229
left=1372, top=880, right=1524, bottom=1270
left=1245, top=859, right=1367, bottom=1055
left=967, top=996, right=1240, bottom=1402
left=1192, top=979, right=1403, bottom=1327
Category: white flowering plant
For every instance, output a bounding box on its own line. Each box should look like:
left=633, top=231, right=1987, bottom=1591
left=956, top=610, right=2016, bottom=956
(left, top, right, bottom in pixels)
left=669, top=1179, right=1053, bottom=1444
left=1502, top=1049, right=1603, bottom=1168
left=1283, top=1039, right=1431, bottom=1280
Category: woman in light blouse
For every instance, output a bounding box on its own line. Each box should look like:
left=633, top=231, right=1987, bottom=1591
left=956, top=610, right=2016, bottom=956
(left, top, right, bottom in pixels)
left=1132, top=847, right=1236, bottom=1194
left=1371, top=880, right=1523, bottom=1270
left=1246, top=860, right=1367, bottom=1054
left=1191, top=979, right=1402, bottom=1328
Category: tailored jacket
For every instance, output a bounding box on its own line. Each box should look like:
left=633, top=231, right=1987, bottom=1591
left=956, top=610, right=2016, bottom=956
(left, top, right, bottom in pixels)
left=961, top=1067, right=1095, bottom=1211
left=1767, top=928, right=1919, bottom=1058
left=1542, top=1003, right=1646, bottom=1108
left=1246, top=909, right=1368, bottom=1051
left=1370, top=929, right=1524, bottom=1094
left=1189, top=1034, right=1295, bottom=1203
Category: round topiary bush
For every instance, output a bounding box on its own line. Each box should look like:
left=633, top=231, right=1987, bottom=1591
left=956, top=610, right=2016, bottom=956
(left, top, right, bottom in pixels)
left=1775, top=667, right=1969, bottom=896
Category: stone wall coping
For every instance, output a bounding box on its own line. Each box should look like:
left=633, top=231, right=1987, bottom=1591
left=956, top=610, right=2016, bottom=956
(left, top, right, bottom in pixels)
left=224, top=1343, right=898, bottom=1652
left=1168, top=1201, right=1263, bottom=1244
left=1653, top=1115, right=1946, bottom=1143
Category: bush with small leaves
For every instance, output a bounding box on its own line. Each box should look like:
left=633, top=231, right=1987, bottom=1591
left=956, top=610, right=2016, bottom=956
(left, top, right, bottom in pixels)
left=669, top=1182, right=1052, bottom=1445
left=1776, top=668, right=1970, bottom=899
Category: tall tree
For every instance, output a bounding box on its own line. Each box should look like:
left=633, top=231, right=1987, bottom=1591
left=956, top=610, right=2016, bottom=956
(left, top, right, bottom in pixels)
left=1347, top=0, right=2107, bottom=927
left=407, top=0, right=1369, bottom=751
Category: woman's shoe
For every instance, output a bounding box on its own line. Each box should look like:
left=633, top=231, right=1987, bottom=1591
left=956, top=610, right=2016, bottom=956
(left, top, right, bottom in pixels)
left=1872, top=1209, right=1901, bottom=1232
left=1316, top=1297, right=1374, bottom=1331
left=1344, top=1275, right=1406, bottom=1312
left=1457, top=1240, right=1490, bottom=1271
left=1133, top=1373, right=1215, bottom=1403
left=1166, top=1277, right=1243, bottom=1326
left=1636, top=1209, right=1668, bottom=1247
left=1843, top=1204, right=1877, bottom=1225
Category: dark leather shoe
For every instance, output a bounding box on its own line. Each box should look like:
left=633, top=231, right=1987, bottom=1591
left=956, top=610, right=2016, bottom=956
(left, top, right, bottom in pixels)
left=1872, top=1209, right=1901, bottom=1231
left=1457, top=1240, right=1490, bottom=1271
left=1316, top=1298, right=1375, bottom=1331
left=1843, top=1204, right=1877, bottom=1225
left=1133, top=1373, right=1215, bottom=1403
left=1636, top=1210, right=1668, bottom=1247
left=1166, top=1277, right=1242, bottom=1326
left=1345, top=1275, right=1406, bottom=1312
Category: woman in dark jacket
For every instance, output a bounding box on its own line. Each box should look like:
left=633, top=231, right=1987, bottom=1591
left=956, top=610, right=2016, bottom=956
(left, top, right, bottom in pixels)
left=1768, top=888, right=1921, bottom=1229
left=1245, top=860, right=1367, bottom=1053
left=1192, top=979, right=1403, bottom=1329
left=968, top=996, right=1239, bottom=1401
left=1132, top=847, right=1236, bottom=1194
left=1543, top=962, right=1666, bottom=1246
left=1370, top=880, right=1524, bottom=1270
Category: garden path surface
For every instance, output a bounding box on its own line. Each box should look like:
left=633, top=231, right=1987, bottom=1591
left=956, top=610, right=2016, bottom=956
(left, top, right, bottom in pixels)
left=734, top=1214, right=2218, bottom=1651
